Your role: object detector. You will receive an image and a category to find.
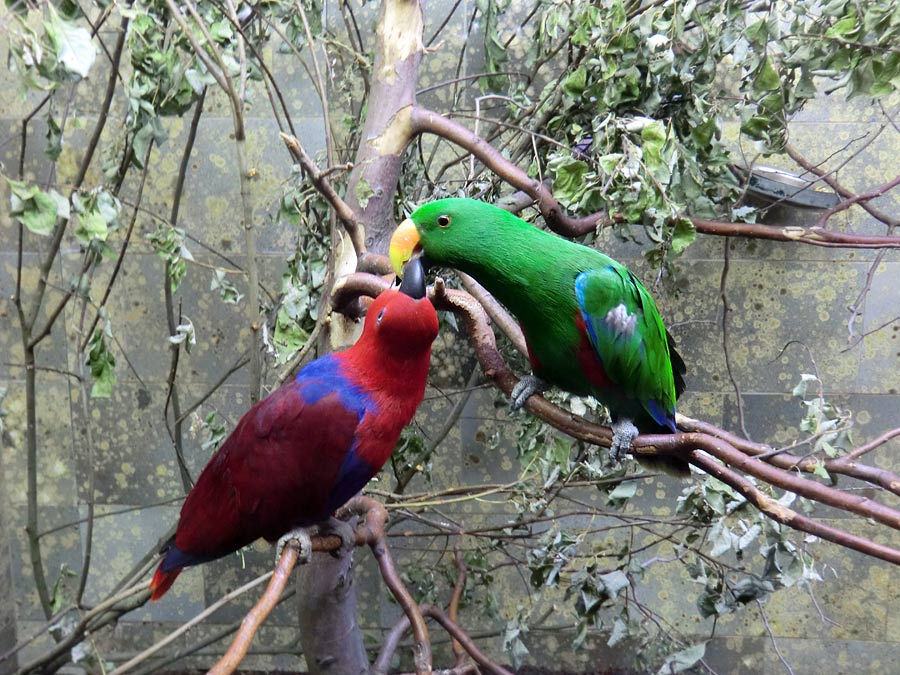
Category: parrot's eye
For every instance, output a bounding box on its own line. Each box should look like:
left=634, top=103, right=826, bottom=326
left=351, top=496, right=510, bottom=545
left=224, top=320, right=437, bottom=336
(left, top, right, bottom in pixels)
left=376, top=308, right=386, bottom=325
left=437, top=215, right=451, bottom=228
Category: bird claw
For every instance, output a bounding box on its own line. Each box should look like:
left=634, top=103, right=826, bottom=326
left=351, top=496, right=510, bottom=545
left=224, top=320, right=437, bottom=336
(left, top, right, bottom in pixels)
left=276, top=527, right=313, bottom=565
left=319, top=516, right=357, bottom=559
left=609, top=418, right=639, bottom=464
left=510, top=375, right=547, bottom=411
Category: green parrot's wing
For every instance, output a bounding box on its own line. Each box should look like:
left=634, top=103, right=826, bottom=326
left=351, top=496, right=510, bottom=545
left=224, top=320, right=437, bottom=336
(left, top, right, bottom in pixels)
left=574, top=267, right=679, bottom=429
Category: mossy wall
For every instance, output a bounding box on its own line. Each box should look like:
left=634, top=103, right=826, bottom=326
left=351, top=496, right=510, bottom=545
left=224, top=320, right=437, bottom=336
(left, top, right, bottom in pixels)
left=1, top=2, right=899, bottom=672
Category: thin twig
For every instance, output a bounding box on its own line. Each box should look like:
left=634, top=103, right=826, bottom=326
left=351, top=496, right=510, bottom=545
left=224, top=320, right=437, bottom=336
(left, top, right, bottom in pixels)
left=719, top=240, right=750, bottom=439
left=756, top=599, right=795, bottom=675
left=206, top=546, right=300, bottom=675
left=279, top=132, right=367, bottom=255
left=109, top=572, right=275, bottom=675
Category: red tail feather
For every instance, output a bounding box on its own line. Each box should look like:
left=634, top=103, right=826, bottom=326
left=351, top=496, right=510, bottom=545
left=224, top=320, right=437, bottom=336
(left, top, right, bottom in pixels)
left=149, top=564, right=182, bottom=602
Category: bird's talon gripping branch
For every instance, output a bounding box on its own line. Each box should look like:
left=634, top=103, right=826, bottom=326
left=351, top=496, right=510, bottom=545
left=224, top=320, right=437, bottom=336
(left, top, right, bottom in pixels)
left=610, top=418, right=640, bottom=463
left=276, top=527, right=313, bottom=565
left=510, top=374, right=548, bottom=411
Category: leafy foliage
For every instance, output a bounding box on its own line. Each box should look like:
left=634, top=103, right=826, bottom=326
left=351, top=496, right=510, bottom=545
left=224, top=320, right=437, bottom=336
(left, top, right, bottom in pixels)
left=146, top=224, right=194, bottom=292
left=5, top=0, right=897, bottom=671
left=465, top=0, right=900, bottom=266
left=6, top=4, right=96, bottom=90
left=86, top=322, right=117, bottom=398
left=270, top=181, right=331, bottom=363
left=5, top=178, right=69, bottom=236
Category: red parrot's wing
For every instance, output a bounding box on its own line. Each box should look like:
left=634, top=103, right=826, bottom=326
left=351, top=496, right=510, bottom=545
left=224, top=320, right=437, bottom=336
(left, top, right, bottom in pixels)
left=172, top=381, right=363, bottom=564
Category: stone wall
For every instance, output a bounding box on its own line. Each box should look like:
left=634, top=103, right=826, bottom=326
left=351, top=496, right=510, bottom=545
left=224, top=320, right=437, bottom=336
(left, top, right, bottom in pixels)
left=1, top=3, right=899, bottom=673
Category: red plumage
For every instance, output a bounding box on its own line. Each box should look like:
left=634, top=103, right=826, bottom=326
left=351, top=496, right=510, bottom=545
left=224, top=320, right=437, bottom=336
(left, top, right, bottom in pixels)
left=150, top=289, right=438, bottom=601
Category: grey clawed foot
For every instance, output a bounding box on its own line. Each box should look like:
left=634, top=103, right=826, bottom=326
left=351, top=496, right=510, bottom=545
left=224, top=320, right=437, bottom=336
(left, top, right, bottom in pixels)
left=510, top=375, right=548, bottom=411
left=275, top=527, right=313, bottom=565
left=609, top=418, right=640, bottom=464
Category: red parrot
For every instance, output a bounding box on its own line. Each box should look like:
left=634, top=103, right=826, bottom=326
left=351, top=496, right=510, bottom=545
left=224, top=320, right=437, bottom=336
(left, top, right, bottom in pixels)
left=150, top=267, right=438, bottom=600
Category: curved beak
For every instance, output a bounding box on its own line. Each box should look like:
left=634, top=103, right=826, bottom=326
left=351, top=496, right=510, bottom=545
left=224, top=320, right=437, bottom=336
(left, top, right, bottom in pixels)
left=389, top=218, right=422, bottom=277
left=398, top=257, right=426, bottom=299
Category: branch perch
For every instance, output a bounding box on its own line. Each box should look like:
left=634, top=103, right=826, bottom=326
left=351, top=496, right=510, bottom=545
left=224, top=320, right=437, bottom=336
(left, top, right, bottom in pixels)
left=410, top=106, right=900, bottom=249
left=331, top=273, right=900, bottom=566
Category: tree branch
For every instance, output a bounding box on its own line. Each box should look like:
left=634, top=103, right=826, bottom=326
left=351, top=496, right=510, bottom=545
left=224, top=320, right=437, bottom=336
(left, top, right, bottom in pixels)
left=207, top=546, right=300, bottom=675
left=279, top=132, right=367, bottom=256
left=332, top=273, right=900, bottom=566
left=410, top=106, right=603, bottom=236
left=410, top=106, right=900, bottom=251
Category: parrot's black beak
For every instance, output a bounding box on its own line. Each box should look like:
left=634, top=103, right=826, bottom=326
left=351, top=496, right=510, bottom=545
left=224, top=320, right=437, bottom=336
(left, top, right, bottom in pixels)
left=398, top=256, right=427, bottom=299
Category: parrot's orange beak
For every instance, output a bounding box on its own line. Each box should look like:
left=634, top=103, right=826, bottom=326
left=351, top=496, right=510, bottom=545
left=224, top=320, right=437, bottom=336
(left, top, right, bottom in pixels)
left=389, top=218, right=422, bottom=277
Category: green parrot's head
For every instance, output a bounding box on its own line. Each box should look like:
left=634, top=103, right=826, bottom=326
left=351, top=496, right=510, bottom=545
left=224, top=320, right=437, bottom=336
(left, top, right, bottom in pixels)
left=389, top=198, right=512, bottom=277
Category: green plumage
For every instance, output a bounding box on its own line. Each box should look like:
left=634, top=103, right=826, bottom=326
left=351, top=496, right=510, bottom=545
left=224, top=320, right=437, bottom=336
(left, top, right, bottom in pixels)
left=407, top=198, right=687, bottom=473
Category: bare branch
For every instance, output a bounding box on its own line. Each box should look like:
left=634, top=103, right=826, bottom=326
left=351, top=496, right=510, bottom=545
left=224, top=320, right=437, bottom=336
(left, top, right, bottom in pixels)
left=109, top=573, right=275, bottom=675
left=410, top=106, right=604, bottom=236
left=207, top=546, right=300, bottom=675
left=690, top=218, right=900, bottom=249
left=421, top=605, right=516, bottom=675
left=280, top=132, right=367, bottom=256
left=814, top=174, right=900, bottom=228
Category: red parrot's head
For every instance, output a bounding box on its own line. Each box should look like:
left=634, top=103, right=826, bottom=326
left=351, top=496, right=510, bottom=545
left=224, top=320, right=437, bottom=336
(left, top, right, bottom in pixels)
left=361, top=285, right=439, bottom=357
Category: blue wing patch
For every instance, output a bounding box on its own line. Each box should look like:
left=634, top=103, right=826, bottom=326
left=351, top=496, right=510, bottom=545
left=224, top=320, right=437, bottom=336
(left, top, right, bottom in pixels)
left=325, top=448, right=377, bottom=515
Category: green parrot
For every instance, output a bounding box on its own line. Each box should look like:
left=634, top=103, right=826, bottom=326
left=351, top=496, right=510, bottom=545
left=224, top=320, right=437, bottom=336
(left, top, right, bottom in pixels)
left=389, top=198, right=688, bottom=476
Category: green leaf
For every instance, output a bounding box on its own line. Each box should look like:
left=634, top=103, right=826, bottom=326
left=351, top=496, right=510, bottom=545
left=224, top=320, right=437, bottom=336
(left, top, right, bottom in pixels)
left=792, top=373, right=818, bottom=398
left=210, top=268, right=244, bottom=304
left=354, top=178, right=375, bottom=210
left=24, top=190, right=60, bottom=235
left=75, top=209, right=108, bottom=244
left=607, top=480, right=637, bottom=502
left=169, top=319, right=196, bottom=354
left=640, top=120, right=672, bottom=183
left=563, top=66, right=587, bottom=97
left=811, top=460, right=831, bottom=481
left=607, top=618, right=628, bottom=647
left=131, top=119, right=166, bottom=167
left=548, top=155, right=590, bottom=207
left=45, top=112, right=62, bottom=160
left=825, top=15, right=859, bottom=39
left=670, top=217, right=696, bottom=255
left=731, top=205, right=757, bottom=223
left=656, top=642, right=707, bottom=674
left=598, top=570, right=629, bottom=596
left=86, top=327, right=116, bottom=398
left=754, top=57, right=781, bottom=93
left=49, top=564, right=75, bottom=614
left=209, top=20, right=234, bottom=42
left=6, top=178, right=68, bottom=235
left=46, top=5, right=96, bottom=78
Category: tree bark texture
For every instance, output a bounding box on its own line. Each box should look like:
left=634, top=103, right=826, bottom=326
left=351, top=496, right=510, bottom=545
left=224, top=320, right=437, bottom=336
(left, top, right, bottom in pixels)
left=296, top=546, right=369, bottom=674
left=295, top=0, right=425, bottom=671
